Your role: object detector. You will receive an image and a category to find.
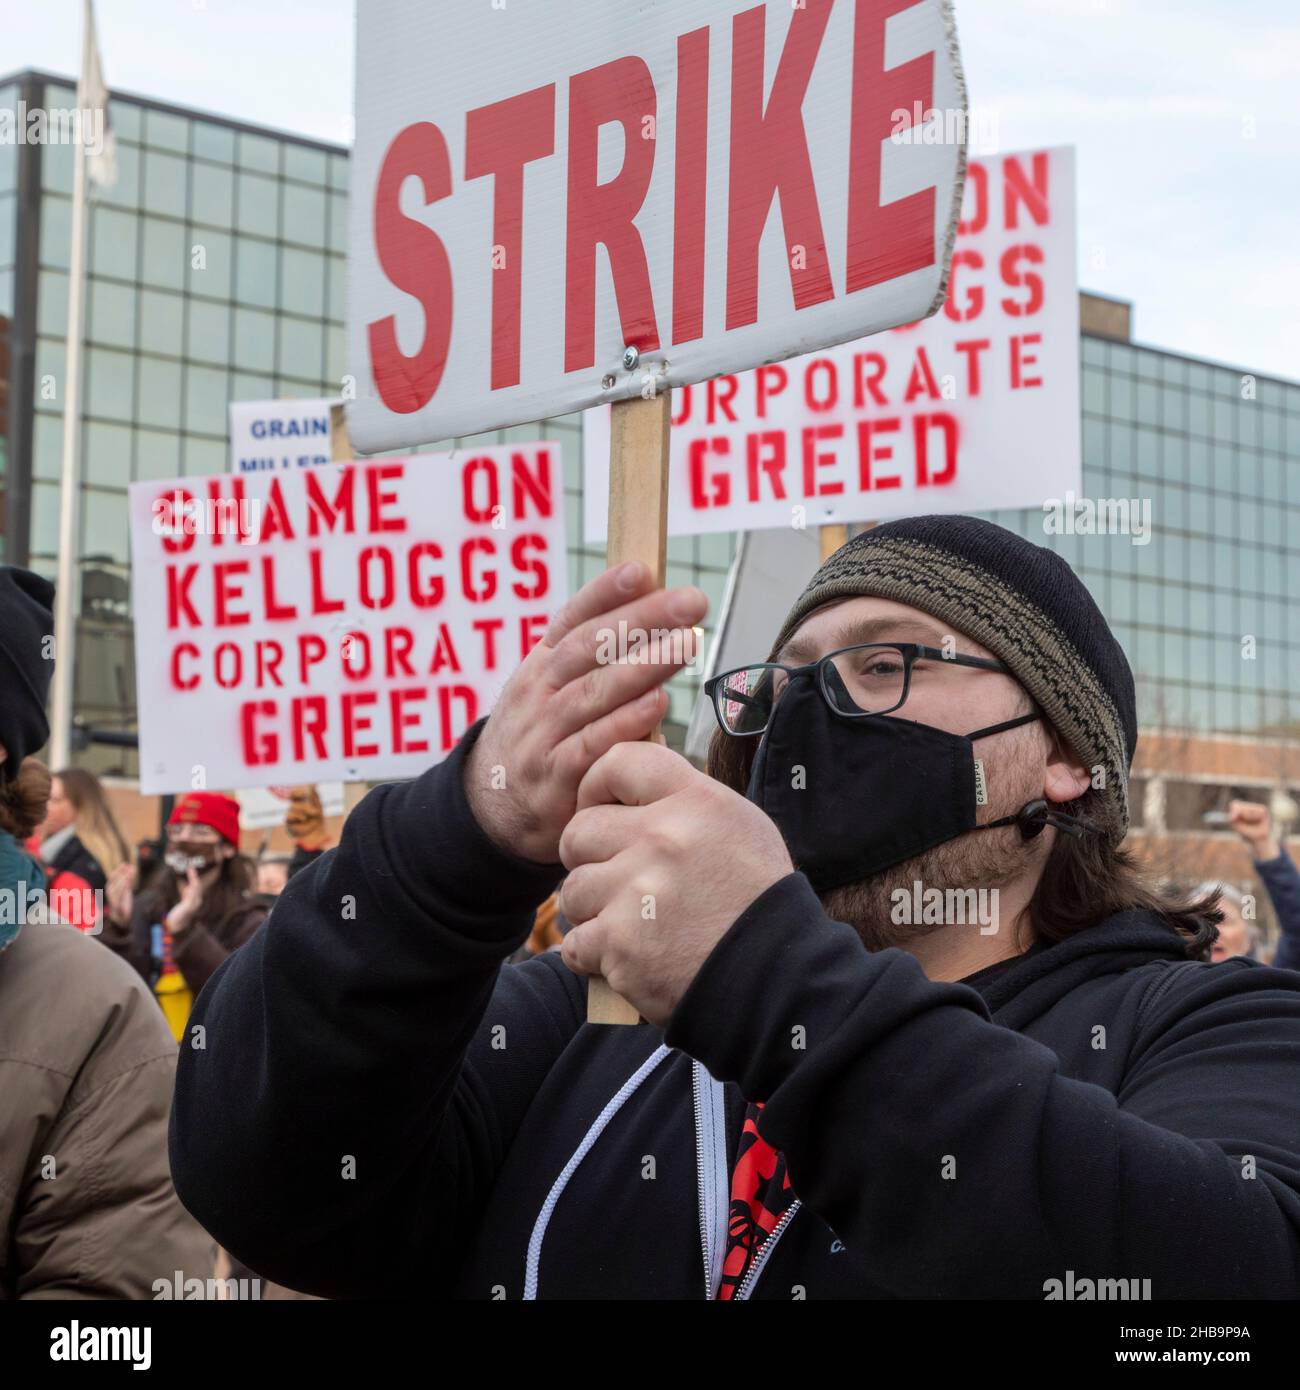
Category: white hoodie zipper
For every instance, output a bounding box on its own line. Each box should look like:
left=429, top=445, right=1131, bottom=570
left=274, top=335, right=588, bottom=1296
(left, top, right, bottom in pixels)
left=522, top=1048, right=797, bottom=1300
left=690, top=1059, right=799, bottom=1300
left=691, top=1059, right=730, bottom=1298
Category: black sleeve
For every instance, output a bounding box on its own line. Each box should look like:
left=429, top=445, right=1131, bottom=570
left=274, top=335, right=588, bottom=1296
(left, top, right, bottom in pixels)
left=286, top=844, right=324, bottom=880
left=1257, top=847, right=1300, bottom=972
left=666, top=873, right=1300, bottom=1299
left=168, top=721, right=575, bottom=1298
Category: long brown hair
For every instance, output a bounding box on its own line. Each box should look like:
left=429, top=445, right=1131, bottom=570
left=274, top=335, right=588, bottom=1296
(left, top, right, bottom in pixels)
left=137, top=851, right=257, bottom=930
left=0, top=758, right=52, bottom=840
left=53, top=766, right=131, bottom=874
left=704, top=726, right=1220, bottom=960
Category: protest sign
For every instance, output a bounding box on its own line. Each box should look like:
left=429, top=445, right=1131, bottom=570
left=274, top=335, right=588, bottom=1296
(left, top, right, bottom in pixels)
left=128, top=444, right=565, bottom=795
left=584, top=146, right=1080, bottom=539
left=348, top=0, right=967, bottom=449
left=350, top=0, right=967, bottom=1024
left=228, top=398, right=340, bottom=475
left=234, top=782, right=346, bottom=832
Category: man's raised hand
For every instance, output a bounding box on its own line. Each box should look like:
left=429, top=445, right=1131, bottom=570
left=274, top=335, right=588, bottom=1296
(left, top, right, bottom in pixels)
left=464, top=562, right=707, bottom=864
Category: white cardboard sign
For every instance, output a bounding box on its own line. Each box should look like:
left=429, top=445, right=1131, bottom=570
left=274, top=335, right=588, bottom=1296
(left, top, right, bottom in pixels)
left=584, top=146, right=1080, bottom=539
left=128, top=444, right=566, bottom=794
left=228, top=398, right=339, bottom=475
left=348, top=0, right=966, bottom=451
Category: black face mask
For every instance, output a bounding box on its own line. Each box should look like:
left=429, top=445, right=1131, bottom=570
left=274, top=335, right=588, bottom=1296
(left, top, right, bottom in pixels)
left=744, top=670, right=1091, bottom=894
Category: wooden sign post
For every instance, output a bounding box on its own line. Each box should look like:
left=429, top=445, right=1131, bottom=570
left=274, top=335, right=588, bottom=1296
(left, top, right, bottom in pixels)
left=330, top=402, right=370, bottom=826
left=587, top=390, right=672, bottom=1025
left=819, top=524, right=849, bottom=564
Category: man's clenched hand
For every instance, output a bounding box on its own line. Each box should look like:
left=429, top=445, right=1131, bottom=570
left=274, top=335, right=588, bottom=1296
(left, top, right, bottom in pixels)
left=463, top=563, right=707, bottom=864
left=558, top=742, right=793, bottom=1028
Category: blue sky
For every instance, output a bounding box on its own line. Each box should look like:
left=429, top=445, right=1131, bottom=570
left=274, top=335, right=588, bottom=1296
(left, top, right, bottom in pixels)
left=9, top=0, right=1299, bottom=381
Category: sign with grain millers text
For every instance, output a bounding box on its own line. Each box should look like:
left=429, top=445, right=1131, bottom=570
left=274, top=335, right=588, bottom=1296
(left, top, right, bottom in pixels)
left=128, top=444, right=566, bottom=795
left=348, top=0, right=967, bottom=451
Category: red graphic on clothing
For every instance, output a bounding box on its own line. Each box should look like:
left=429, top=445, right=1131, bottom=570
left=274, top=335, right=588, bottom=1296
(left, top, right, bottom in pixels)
left=717, top=1101, right=796, bottom=1299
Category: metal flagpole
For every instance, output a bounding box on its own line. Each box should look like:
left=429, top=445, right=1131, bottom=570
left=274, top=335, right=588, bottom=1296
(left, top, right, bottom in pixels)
left=49, top=1, right=95, bottom=768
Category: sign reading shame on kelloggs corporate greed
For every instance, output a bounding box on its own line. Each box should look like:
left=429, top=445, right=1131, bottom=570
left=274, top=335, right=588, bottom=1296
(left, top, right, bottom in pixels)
left=583, top=145, right=1081, bottom=540
left=347, top=0, right=968, bottom=451
left=128, top=444, right=566, bottom=795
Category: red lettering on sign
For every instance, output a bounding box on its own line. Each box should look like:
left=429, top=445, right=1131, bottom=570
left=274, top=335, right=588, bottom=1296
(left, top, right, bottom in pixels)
left=385, top=627, right=416, bottom=679
left=261, top=555, right=297, bottom=622
left=473, top=617, right=504, bottom=669
left=727, top=0, right=834, bottom=329
left=565, top=58, right=661, bottom=371
left=944, top=249, right=984, bottom=322
left=171, top=643, right=199, bottom=691
left=369, top=123, right=454, bottom=414
left=756, top=365, right=788, bottom=418
left=846, top=0, right=936, bottom=293
left=366, top=463, right=406, bottom=533
left=167, top=565, right=200, bottom=628
left=242, top=700, right=278, bottom=765
left=854, top=352, right=888, bottom=408
left=1011, top=333, right=1043, bottom=389
left=954, top=337, right=990, bottom=397
left=689, top=438, right=730, bottom=508
left=673, top=27, right=710, bottom=345
left=343, top=691, right=380, bottom=759
left=857, top=417, right=901, bottom=490
left=1004, top=152, right=1049, bottom=229
left=465, top=85, right=557, bottom=391
left=913, top=412, right=958, bottom=486
left=510, top=534, right=549, bottom=600
left=306, top=468, right=356, bottom=536
left=747, top=431, right=787, bottom=502
left=958, top=160, right=987, bottom=235
left=213, top=561, right=251, bottom=627
left=1001, top=245, right=1044, bottom=317
left=512, top=449, right=554, bottom=520
left=802, top=423, right=844, bottom=497
left=408, top=541, right=444, bottom=608
left=390, top=687, right=429, bottom=755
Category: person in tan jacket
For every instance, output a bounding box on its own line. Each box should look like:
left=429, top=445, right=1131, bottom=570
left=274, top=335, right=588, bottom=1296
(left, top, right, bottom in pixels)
left=0, top=564, right=212, bottom=1298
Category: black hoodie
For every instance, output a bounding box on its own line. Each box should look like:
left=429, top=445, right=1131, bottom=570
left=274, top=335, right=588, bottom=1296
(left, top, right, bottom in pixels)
left=169, top=723, right=1300, bottom=1300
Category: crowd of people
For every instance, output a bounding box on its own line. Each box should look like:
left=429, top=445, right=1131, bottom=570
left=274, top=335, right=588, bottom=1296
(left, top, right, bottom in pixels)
left=2, top=517, right=1300, bottom=1298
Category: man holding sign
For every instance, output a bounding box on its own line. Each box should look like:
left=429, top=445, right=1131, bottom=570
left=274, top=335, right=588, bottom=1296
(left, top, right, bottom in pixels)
left=168, top=0, right=1300, bottom=1303
left=171, top=517, right=1300, bottom=1298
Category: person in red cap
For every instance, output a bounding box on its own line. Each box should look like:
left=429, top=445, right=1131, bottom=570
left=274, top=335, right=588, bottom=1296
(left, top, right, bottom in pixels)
left=103, top=791, right=268, bottom=1042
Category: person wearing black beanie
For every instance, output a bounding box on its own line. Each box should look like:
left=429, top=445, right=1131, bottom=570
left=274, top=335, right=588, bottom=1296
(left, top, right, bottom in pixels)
left=171, top=520, right=1300, bottom=1302
left=0, top=565, right=56, bottom=781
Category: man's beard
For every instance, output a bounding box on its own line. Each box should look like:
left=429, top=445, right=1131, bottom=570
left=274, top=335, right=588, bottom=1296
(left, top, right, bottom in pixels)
left=818, top=740, right=1045, bottom=953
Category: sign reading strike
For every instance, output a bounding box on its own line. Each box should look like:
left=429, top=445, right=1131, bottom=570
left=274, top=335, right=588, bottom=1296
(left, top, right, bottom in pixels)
left=583, top=146, right=1080, bottom=539
left=128, top=445, right=565, bottom=795
left=348, top=0, right=966, bottom=451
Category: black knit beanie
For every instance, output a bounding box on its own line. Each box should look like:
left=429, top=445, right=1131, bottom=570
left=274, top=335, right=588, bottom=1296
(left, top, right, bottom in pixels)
left=0, top=566, right=56, bottom=782
left=771, top=516, right=1137, bottom=836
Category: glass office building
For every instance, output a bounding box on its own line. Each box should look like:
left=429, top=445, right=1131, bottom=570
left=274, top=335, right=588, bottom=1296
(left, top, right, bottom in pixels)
left=2, top=72, right=1297, bottom=840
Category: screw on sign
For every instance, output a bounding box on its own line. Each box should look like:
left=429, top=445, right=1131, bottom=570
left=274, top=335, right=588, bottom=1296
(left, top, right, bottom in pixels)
left=349, top=0, right=968, bottom=1021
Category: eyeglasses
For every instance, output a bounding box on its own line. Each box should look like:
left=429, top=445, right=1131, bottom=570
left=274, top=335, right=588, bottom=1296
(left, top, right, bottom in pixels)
left=704, top=642, right=1012, bottom=738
